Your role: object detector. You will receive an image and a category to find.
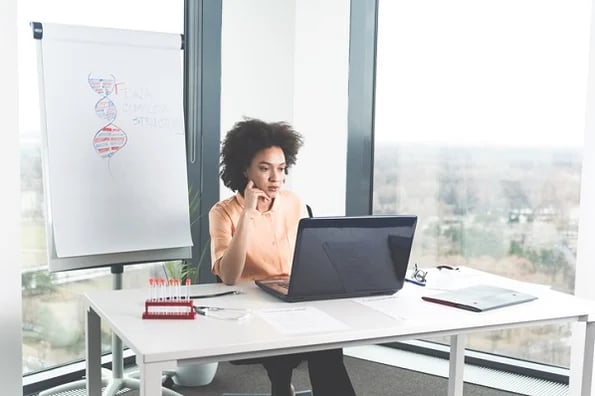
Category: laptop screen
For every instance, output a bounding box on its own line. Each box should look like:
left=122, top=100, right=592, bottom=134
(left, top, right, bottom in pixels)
left=288, top=215, right=417, bottom=298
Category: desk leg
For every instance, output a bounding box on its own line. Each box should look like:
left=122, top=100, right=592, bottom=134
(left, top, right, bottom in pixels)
left=86, top=307, right=102, bottom=396
left=570, top=320, right=595, bottom=395
left=585, top=321, right=595, bottom=395
left=448, top=334, right=465, bottom=396
left=137, top=357, right=177, bottom=396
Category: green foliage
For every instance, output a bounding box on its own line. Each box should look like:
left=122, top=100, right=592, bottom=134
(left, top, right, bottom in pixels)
left=162, top=184, right=210, bottom=284
left=163, top=260, right=186, bottom=280
left=508, top=240, right=570, bottom=276
left=461, top=228, right=506, bottom=258
left=537, top=249, right=565, bottom=273
left=509, top=240, right=523, bottom=256
left=36, top=304, right=82, bottom=348
left=440, top=224, right=506, bottom=258
left=188, top=184, right=202, bottom=227
left=22, top=270, right=56, bottom=295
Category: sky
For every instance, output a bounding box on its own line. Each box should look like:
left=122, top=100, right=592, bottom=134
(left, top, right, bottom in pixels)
left=375, top=0, right=592, bottom=147
left=17, top=0, right=594, bottom=148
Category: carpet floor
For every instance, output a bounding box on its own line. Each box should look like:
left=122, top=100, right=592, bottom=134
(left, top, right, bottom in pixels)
left=124, top=355, right=525, bottom=396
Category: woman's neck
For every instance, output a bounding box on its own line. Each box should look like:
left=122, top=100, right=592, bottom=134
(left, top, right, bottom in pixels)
left=257, top=198, right=275, bottom=213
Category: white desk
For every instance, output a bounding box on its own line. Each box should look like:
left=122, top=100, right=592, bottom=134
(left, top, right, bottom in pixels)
left=85, top=268, right=595, bottom=396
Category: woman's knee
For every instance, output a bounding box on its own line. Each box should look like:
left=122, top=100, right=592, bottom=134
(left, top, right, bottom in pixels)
left=308, top=348, right=344, bottom=366
left=261, top=354, right=303, bottom=376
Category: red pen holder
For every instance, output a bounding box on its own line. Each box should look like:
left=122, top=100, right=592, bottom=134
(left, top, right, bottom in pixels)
left=142, top=300, right=196, bottom=319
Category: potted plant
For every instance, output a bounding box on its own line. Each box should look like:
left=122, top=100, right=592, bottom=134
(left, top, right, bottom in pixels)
left=161, top=257, right=219, bottom=388
left=161, top=258, right=218, bottom=388
left=161, top=187, right=218, bottom=388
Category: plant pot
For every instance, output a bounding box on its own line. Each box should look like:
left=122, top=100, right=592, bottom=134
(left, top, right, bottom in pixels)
left=172, top=362, right=218, bottom=387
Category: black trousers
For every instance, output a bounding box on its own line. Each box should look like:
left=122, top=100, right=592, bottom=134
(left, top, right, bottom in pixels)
left=259, top=348, right=356, bottom=396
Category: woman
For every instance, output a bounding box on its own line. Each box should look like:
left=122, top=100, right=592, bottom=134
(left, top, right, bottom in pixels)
left=209, top=118, right=356, bottom=396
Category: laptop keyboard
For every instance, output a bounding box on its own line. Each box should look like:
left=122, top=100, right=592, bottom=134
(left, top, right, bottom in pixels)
left=275, top=280, right=289, bottom=289
left=255, top=278, right=291, bottom=296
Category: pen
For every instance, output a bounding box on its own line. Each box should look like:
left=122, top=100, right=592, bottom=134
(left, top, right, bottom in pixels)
left=190, top=290, right=241, bottom=299
left=194, top=305, right=251, bottom=320
left=194, top=306, right=225, bottom=316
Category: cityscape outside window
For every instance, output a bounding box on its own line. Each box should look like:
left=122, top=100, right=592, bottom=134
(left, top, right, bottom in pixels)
left=374, top=0, right=590, bottom=366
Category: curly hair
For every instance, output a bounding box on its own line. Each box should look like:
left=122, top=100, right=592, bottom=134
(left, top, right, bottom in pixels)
left=219, top=118, right=304, bottom=193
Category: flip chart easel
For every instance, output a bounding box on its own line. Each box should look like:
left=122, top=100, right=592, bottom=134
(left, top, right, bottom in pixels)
left=32, top=21, right=192, bottom=396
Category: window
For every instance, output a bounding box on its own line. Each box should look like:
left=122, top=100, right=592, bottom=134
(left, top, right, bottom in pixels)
left=374, top=0, right=589, bottom=366
left=18, top=0, right=183, bottom=377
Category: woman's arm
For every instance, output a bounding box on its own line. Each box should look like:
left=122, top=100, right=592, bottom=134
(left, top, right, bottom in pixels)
left=210, top=181, right=270, bottom=285
left=210, top=207, right=258, bottom=285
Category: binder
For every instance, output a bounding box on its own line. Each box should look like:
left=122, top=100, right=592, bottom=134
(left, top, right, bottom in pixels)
left=422, top=284, right=538, bottom=312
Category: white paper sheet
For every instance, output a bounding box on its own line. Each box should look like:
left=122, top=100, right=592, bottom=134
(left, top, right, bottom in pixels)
left=353, top=295, right=407, bottom=321
left=256, top=306, right=349, bottom=335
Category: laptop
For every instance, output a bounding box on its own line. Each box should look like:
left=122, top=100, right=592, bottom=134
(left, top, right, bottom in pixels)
left=255, top=215, right=418, bottom=302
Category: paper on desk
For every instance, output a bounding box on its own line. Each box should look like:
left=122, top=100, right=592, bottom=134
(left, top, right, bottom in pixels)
left=256, top=306, right=349, bottom=335
left=422, top=267, right=551, bottom=295
left=353, top=295, right=406, bottom=321
left=423, top=268, right=476, bottom=291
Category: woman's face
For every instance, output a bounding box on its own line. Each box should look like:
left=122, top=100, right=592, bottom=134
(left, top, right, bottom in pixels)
left=245, top=146, right=286, bottom=199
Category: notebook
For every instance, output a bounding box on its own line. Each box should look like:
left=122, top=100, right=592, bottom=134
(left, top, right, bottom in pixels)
left=421, top=284, right=538, bottom=312
left=255, top=215, right=418, bottom=302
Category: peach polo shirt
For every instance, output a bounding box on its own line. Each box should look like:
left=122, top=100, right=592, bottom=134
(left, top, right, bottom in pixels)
left=209, top=190, right=305, bottom=281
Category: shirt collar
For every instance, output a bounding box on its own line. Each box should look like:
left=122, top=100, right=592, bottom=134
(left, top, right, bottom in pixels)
left=235, top=191, right=282, bottom=213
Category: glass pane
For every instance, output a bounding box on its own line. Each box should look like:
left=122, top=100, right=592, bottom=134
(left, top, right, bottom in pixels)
left=18, top=0, right=183, bottom=376
left=374, top=0, right=589, bottom=367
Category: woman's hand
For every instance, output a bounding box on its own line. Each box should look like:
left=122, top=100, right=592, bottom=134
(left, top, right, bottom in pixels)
left=243, top=180, right=270, bottom=211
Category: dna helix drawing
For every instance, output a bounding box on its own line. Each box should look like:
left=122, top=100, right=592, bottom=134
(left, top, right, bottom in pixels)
left=88, top=73, right=127, bottom=159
